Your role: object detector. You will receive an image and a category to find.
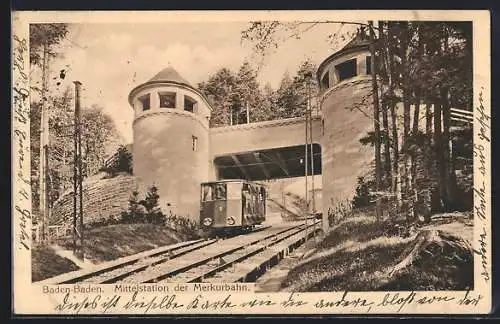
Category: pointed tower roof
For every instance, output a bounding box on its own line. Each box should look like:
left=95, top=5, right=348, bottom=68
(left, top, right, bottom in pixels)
left=340, top=30, right=371, bottom=51
left=147, top=66, right=193, bottom=87
left=128, top=65, right=212, bottom=110
left=316, top=30, right=371, bottom=82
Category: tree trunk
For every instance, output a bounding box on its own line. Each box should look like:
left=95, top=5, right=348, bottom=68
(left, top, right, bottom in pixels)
left=434, top=100, right=446, bottom=211
left=378, top=21, right=392, bottom=189
left=422, top=102, right=433, bottom=222
left=400, top=22, right=412, bottom=219
left=440, top=87, right=457, bottom=210
left=425, top=103, right=433, bottom=134
left=411, top=89, right=421, bottom=219
left=382, top=102, right=391, bottom=187
left=387, top=22, right=401, bottom=209
left=440, top=26, right=457, bottom=210
left=412, top=89, right=421, bottom=135
left=369, top=21, right=382, bottom=221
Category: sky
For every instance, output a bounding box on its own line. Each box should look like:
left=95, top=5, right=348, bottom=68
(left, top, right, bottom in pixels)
left=39, top=22, right=358, bottom=144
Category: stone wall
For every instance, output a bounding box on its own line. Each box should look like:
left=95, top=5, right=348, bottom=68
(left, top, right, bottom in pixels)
left=50, top=173, right=138, bottom=226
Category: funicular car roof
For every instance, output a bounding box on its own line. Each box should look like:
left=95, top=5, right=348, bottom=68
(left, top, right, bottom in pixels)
left=201, top=179, right=267, bottom=187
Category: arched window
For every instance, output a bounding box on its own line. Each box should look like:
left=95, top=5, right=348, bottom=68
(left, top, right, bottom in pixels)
left=335, top=58, right=357, bottom=82
left=184, top=95, right=197, bottom=113
left=321, top=72, right=330, bottom=91
left=159, top=92, right=176, bottom=108
left=138, top=94, right=151, bottom=111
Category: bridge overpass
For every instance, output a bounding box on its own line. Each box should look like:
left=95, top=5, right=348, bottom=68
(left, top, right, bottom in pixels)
left=209, top=115, right=322, bottom=181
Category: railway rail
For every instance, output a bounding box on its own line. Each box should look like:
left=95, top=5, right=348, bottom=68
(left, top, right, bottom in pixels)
left=39, top=221, right=321, bottom=285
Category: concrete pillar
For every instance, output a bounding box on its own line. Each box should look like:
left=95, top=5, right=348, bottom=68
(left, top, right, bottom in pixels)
left=176, top=91, right=183, bottom=110
left=151, top=91, right=159, bottom=110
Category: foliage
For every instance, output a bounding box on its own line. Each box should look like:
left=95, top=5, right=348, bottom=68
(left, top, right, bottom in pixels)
left=78, top=105, right=121, bottom=176
left=198, top=59, right=319, bottom=126
left=197, top=68, right=237, bottom=127
left=102, top=145, right=133, bottom=176
left=233, top=61, right=263, bottom=123
left=326, top=198, right=354, bottom=227
left=30, top=89, right=120, bottom=215
left=275, top=72, right=298, bottom=118
left=142, top=185, right=165, bottom=224
left=119, top=186, right=199, bottom=239
left=352, top=176, right=376, bottom=208
left=120, top=185, right=165, bottom=225
left=164, top=212, right=200, bottom=240
left=359, top=130, right=392, bottom=147
left=281, top=215, right=472, bottom=292
left=241, top=20, right=474, bottom=221
left=120, top=190, right=145, bottom=224
left=29, top=24, right=70, bottom=216
left=29, top=23, right=69, bottom=66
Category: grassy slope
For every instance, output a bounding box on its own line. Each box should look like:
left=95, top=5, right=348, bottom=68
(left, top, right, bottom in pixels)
left=32, top=224, right=183, bottom=282
left=32, top=245, right=80, bottom=282
left=281, top=214, right=473, bottom=292
left=57, top=224, right=182, bottom=263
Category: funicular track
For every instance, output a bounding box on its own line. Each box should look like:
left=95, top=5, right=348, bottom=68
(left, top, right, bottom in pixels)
left=39, top=221, right=321, bottom=285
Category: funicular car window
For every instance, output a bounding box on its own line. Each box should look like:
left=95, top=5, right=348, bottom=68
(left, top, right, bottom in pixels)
left=201, top=183, right=227, bottom=201
left=201, top=184, right=213, bottom=202
left=242, top=183, right=253, bottom=215
left=214, top=183, right=227, bottom=200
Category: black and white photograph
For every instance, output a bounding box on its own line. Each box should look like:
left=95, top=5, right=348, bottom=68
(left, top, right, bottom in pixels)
left=12, top=10, right=491, bottom=315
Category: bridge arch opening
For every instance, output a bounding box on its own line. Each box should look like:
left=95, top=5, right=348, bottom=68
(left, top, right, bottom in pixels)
left=213, top=144, right=321, bottom=182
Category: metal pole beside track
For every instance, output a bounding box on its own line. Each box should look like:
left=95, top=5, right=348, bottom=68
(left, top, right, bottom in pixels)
left=304, top=95, right=309, bottom=243
left=308, top=81, right=317, bottom=242
left=74, top=81, right=84, bottom=260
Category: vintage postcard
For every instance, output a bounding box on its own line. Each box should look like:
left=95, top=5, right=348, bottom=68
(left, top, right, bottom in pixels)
left=12, top=10, right=491, bottom=315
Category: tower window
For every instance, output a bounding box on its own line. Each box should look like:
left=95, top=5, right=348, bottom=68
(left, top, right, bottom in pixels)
left=159, top=92, right=176, bottom=108
left=366, top=56, right=372, bottom=75
left=192, top=135, right=198, bottom=151
left=184, top=96, right=197, bottom=113
left=335, top=58, right=357, bottom=82
left=321, top=71, right=330, bottom=90
left=139, top=94, right=150, bottom=111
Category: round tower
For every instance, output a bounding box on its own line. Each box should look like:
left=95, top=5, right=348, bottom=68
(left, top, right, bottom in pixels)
left=129, top=66, right=211, bottom=221
left=317, top=33, right=374, bottom=230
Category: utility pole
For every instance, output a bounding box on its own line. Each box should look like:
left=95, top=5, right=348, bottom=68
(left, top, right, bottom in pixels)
left=304, top=93, right=309, bottom=243
left=307, top=77, right=317, bottom=241
left=38, top=42, right=50, bottom=244
left=281, top=180, right=287, bottom=220
left=78, top=83, right=84, bottom=261
left=73, top=81, right=84, bottom=260
left=246, top=100, right=250, bottom=124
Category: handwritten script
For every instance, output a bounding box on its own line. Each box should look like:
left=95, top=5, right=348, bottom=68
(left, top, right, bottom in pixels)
left=51, top=290, right=484, bottom=314
left=473, top=87, right=491, bottom=283
left=13, top=33, right=31, bottom=251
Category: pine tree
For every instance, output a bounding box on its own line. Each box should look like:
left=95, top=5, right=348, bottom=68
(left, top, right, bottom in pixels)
left=234, top=61, right=262, bottom=124
left=255, top=83, right=278, bottom=122
left=352, top=176, right=375, bottom=208
left=141, top=185, right=165, bottom=224
left=292, top=59, right=319, bottom=114
left=197, top=68, right=237, bottom=127
left=276, top=71, right=298, bottom=118
left=121, top=190, right=144, bottom=223
left=111, top=145, right=133, bottom=174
